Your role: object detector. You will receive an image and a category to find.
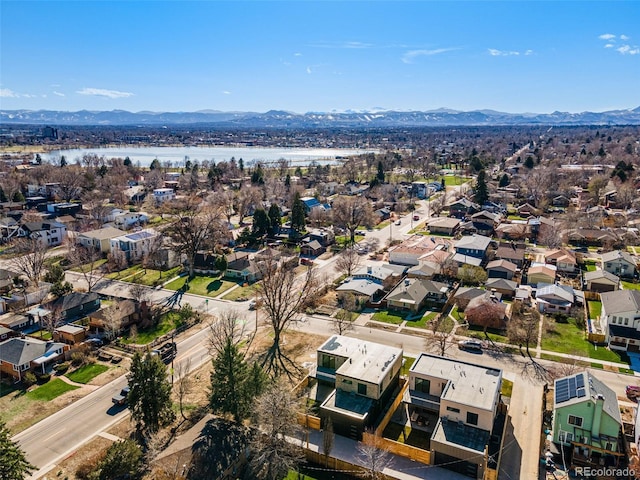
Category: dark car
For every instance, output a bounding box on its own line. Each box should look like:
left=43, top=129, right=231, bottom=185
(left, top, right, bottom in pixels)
left=112, top=386, right=130, bottom=405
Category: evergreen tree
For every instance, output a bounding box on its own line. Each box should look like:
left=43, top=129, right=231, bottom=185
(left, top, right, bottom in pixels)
left=60, top=155, right=67, bottom=167
left=35, top=153, right=42, bottom=165
left=0, top=187, right=6, bottom=203
left=238, top=158, right=244, bottom=172
left=149, top=158, right=161, bottom=170
left=210, top=339, right=251, bottom=422
left=268, top=203, right=282, bottom=235
left=376, top=160, right=385, bottom=183
left=123, top=156, right=132, bottom=167
left=215, top=255, right=227, bottom=273
left=252, top=208, right=270, bottom=237
left=474, top=170, right=489, bottom=206
left=98, top=439, right=143, bottom=480
left=524, top=156, right=534, bottom=169
left=12, top=191, right=25, bottom=202
left=251, top=164, right=265, bottom=185
left=290, top=192, right=306, bottom=235
left=498, top=173, right=510, bottom=187
left=127, top=352, right=175, bottom=434
left=284, top=174, right=291, bottom=188
left=0, top=419, right=35, bottom=480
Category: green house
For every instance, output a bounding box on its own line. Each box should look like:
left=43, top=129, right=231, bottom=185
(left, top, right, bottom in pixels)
left=552, top=372, right=624, bottom=467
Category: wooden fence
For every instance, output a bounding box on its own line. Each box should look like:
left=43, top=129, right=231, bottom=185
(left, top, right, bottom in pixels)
left=362, top=432, right=432, bottom=465
left=374, top=379, right=407, bottom=437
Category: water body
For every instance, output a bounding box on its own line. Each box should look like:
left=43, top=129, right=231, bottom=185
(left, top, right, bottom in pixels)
left=42, top=146, right=376, bottom=167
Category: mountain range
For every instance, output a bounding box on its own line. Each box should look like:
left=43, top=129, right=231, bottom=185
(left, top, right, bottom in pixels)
left=2, top=107, right=640, bottom=127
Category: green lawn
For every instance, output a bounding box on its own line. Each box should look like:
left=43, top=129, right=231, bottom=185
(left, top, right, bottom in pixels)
left=405, top=311, right=442, bottom=329
left=165, top=275, right=236, bottom=297
left=622, top=281, right=640, bottom=290
left=107, top=264, right=143, bottom=280
left=128, top=266, right=183, bottom=286
left=542, top=317, right=629, bottom=364
left=501, top=379, right=513, bottom=398
left=401, top=356, right=416, bottom=376
left=71, top=258, right=108, bottom=273
left=372, top=310, right=407, bottom=325
left=222, top=283, right=259, bottom=301
left=26, top=379, right=79, bottom=401
left=587, top=300, right=602, bottom=319
left=450, top=305, right=464, bottom=322
left=464, top=325, right=509, bottom=344
left=66, top=363, right=109, bottom=384
left=121, top=311, right=182, bottom=345
left=374, top=220, right=391, bottom=230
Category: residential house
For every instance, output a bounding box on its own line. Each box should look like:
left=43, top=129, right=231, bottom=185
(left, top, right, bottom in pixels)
left=426, top=216, right=461, bottom=236
left=552, top=195, right=571, bottom=208
left=494, top=242, right=526, bottom=269
left=447, top=198, right=480, bottom=219
left=0, top=217, right=20, bottom=242
left=300, top=196, right=328, bottom=214
left=495, top=222, right=530, bottom=241
left=527, top=264, right=557, bottom=287
left=545, top=249, right=577, bottom=275
left=308, top=228, right=335, bottom=247
left=110, top=229, right=160, bottom=262
left=600, top=289, right=640, bottom=351
left=530, top=216, right=557, bottom=243
left=53, top=324, right=87, bottom=345
left=0, top=337, right=70, bottom=381
left=583, top=270, right=619, bottom=293
left=225, top=251, right=262, bottom=284
left=516, top=203, right=539, bottom=217
left=374, top=208, right=391, bottom=223
left=552, top=372, right=624, bottom=467
left=46, top=292, right=101, bottom=322
left=153, top=188, right=175, bottom=204
left=0, top=269, right=18, bottom=294
left=300, top=240, right=325, bottom=257
left=18, top=221, right=67, bottom=247
left=336, top=264, right=404, bottom=303
left=536, top=284, right=575, bottom=315
left=484, top=278, right=517, bottom=299
left=486, top=260, right=517, bottom=280
left=193, top=252, right=220, bottom=275
left=406, top=260, right=441, bottom=279
left=453, top=287, right=488, bottom=310
left=385, top=278, right=449, bottom=312
left=465, top=294, right=507, bottom=330
left=469, top=210, right=502, bottom=235
left=452, top=234, right=492, bottom=267
left=567, top=228, right=619, bottom=248
left=77, top=227, right=125, bottom=253
left=388, top=235, right=453, bottom=266
left=315, top=335, right=403, bottom=439
left=88, top=300, right=138, bottom=333
left=403, top=353, right=504, bottom=479
left=601, top=250, right=636, bottom=279
left=113, top=211, right=149, bottom=230
left=0, top=313, right=39, bottom=333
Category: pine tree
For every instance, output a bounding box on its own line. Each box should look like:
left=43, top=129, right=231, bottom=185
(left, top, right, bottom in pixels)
left=127, top=353, right=175, bottom=434
left=474, top=170, right=489, bottom=206
left=290, top=192, right=306, bottom=235
left=0, top=419, right=35, bottom=480
left=268, top=203, right=282, bottom=235
left=210, top=339, right=250, bottom=422
left=498, top=173, right=510, bottom=187
left=98, top=439, right=143, bottom=480
left=252, top=208, right=270, bottom=237
left=376, top=160, right=385, bottom=183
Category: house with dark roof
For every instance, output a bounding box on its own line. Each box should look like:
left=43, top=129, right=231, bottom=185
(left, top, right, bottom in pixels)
left=453, top=287, right=488, bottom=310
left=601, top=250, right=636, bottom=279
left=225, top=251, right=262, bottom=284
left=453, top=234, right=492, bottom=266
left=447, top=198, right=480, bottom=219
left=0, top=312, right=39, bottom=333
left=300, top=239, right=326, bottom=257
left=18, top=221, right=67, bottom=247
left=45, top=292, right=101, bottom=322
left=485, top=278, right=517, bottom=299
left=486, top=259, right=517, bottom=280
left=494, top=242, right=526, bottom=268
left=88, top=300, right=138, bottom=333
left=552, top=371, right=624, bottom=468
left=0, top=325, right=19, bottom=342
left=600, top=289, right=640, bottom=351
left=0, top=337, right=69, bottom=381
left=385, top=278, right=449, bottom=312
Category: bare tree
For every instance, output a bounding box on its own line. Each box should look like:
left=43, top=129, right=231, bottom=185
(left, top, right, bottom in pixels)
left=249, top=379, right=303, bottom=480
left=208, top=309, right=249, bottom=356
left=66, top=244, right=105, bottom=292
left=507, top=301, right=540, bottom=358
left=9, top=237, right=47, bottom=287
left=426, top=315, right=454, bottom=357
left=235, top=186, right=262, bottom=225
left=322, top=417, right=335, bottom=467
left=332, top=196, right=374, bottom=245
left=129, top=283, right=150, bottom=304
left=334, top=246, right=362, bottom=277
left=429, top=193, right=446, bottom=217
left=175, top=358, right=192, bottom=421
left=356, top=437, right=393, bottom=480
left=41, top=306, right=64, bottom=337
left=102, top=302, right=124, bottom=341
left=257, top=257, right=321, bottom=378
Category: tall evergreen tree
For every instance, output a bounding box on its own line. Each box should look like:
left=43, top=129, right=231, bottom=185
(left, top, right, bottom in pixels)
left=474, top=170, right=489, bottom=206
left=0, top=419, right=35, bottom=480
left=252, top=208, right=270, bottom=238
left=290, top=192, right=306, bottom=235
left=98, top=439, right=143, bottom=480
left=149, top=158, right=161, bottom=170
left=127, top=352, right=175, bottom=434
left=268, top=203, right=281, bottom=235
left=376, top=160, right=385, bottom=183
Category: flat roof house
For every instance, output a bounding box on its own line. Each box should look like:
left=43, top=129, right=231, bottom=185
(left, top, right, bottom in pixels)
left=403, top=353, right=504, bottom=479
left=77, top=227, right=125, bottom=253
left=315, top=335, right=403, bottom=440
left=110, top=229, right=159, bottom=262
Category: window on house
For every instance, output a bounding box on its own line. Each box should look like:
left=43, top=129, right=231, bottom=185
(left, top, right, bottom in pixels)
left=446, top=406, right=460, bottom=413
left=414, top=377, right=430, bottom=394
left=466, top=412, right=478, bottom=426
left=358, top=383, right=367, bottom=395
left=559, top=431, right=573, bottom=443
left=625, top=318, right=629, bottom=325
left=568, top=415, right=583, bottom=427
left=605, top=441, right=615, bottom=451
left=321, top=354, right=335, bottom=369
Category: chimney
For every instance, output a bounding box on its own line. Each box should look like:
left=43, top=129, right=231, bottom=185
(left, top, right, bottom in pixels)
left=592, top=393, right=605, bottom=439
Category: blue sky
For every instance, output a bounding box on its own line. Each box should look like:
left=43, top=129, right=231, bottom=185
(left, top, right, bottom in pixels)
left=1, top=1, right=639, bottom=114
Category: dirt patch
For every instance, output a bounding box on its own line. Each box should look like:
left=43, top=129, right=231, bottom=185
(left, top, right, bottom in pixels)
left=53, top=435, right=113, bottom=480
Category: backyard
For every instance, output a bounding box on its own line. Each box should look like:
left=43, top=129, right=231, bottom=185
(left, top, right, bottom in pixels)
left=372, top=309, right=441, bottom=328
left=382, top=421, right=431, bottom=449
left=66, top=363, right=110, bottom=384
left=120, top=310, right=184, bottom=345
left=165, top=274, right=236, bottom=297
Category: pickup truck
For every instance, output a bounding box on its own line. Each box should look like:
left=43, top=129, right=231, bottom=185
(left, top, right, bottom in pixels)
left=112, top=386, right=130, bottom=405
left=151, top=342, right=177, bottom=364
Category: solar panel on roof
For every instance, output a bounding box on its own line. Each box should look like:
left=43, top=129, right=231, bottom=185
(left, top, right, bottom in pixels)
left=577, top=388, right=586, bottom=398
left=576, top=374, right=585, bottom=388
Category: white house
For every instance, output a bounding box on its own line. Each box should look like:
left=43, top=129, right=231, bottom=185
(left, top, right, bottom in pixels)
left=18, top=221, right=67, bottom=247
left=153, top=188, right=176, bottom=204
left=113, top=211, right=149, bottom=230
left=110, top=229, right=160, bottom=262
left=600, top=289, right=640, bottom=351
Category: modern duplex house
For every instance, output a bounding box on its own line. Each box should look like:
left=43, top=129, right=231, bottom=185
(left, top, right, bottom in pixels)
left=18, top=221, right=67, bottom=247
left=599, top=289, right=640, bottom=351
left=403, top=353, right=504, bottom=478
left=109, top=229, right=160, bottom=262
left=153, top=188, right=175, bottom=204
left=552, top=371, right=624, bottom=468
left=315, top=335, right=403, bottom=440
left=77, top=227, right=125, bottom=253
left=601, top=250, right=636, bottom=279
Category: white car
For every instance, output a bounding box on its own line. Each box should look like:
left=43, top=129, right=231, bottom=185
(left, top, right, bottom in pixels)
left=395, top=219, right=401, bottom=225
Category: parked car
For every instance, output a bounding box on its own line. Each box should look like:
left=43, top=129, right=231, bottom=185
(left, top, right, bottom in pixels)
left=249, top=300, right=257, bottom=310
left=395, top=219, right=401, bottom=225
left=458, top=340, right=483, bottom=352
left=112, top=386, right=130, bottom=405
left=413, top=214, right=419, bottom=221
left=626, top=385, right=640, bottom=401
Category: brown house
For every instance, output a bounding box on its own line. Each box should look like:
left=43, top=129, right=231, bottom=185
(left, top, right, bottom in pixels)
left=88, top=300, right=138, bottom=333
left=53, top=324, right=87, bottom=345
left=0, top=338, right=70, bottom=381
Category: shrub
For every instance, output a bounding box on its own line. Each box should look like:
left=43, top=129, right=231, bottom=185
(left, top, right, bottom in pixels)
left=71, top=351, right=88, bottom=367
left=54, top=362, right=70, bottom=373
left=23, top=371, right=37, bottom=387
left=37, top=373, right=51, bottom=383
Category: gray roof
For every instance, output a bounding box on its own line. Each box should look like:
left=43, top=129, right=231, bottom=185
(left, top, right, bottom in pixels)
left=336, top=278, right=383, bottom=297
left=486, top=259, right=518, bottom=272
left=386, top=278, right=448, bottom=304
left=600, top=289, right=640, bottom=315
left=536, top=284, right=574, bottom=303
left=454, top=287, right=487, bottom=301
left=485, top=278, right=517, bottom=291
left=0, top=337, right=65, bottom=366
left=554, top=371, right=622, bottom=427
left=79, top=227, right=125, bottom=240
left=455, top=234, right=492, bottom=251
left=48, top=292, right=100, bottom=312
left=601, top=249, right=636, bottom=265
left=583, top=269, right=619, bottom=283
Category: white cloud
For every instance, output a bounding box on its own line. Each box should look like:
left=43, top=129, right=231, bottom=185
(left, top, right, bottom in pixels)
left=402, top=48, right=458, bottom=63
left=488, top=48, right=524, bottom=56
left=309, top=41, right=373, bottom=49
left=604, top=43, right=614, bottom=48
left=306, top=66, right=312, bottom=74
left=77, top=87, right=134, bottom=99
left=222, top=90, right=231, bottom=95
left=53, top=91, right=65, bottom=97
left=525, top=50, right=534, bottom=56
left=617, top=44, right=640, bottom=55
left=599, top=33, right=616, bottom=40
left=294, top=52, right=302, bottom=57
left=0, top=88, right=18, bottom=97
left=620, top=34, right=630, bottom=41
